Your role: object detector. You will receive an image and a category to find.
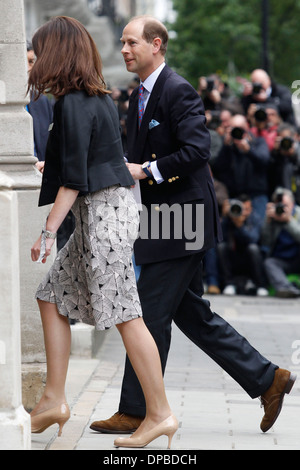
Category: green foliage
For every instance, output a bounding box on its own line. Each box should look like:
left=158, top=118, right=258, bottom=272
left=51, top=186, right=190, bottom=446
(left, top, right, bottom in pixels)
left=268, top=0, right=300, bottom=85
left=166, top=0, right=300, bottom=89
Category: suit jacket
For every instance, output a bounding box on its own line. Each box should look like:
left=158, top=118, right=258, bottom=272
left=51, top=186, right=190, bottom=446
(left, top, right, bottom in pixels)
left=27, top=93, right=53, bottom=161
left=38, top=90, right=134, bottom=206
left=127, top=65, right=222, bottom=265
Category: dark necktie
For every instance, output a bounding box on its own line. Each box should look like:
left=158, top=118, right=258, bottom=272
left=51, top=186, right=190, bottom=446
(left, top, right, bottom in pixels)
left=138, top=84, right=145, bottom=128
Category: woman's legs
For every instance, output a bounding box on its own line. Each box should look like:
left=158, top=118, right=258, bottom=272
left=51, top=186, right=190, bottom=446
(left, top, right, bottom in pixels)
left=31, top=299, right=71, bottom=416
left=31, top=301, right=172, bottom=434
left=116, top=317, right=172, bottom=435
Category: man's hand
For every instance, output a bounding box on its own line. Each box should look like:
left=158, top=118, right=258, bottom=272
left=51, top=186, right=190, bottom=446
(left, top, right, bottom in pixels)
left=266, top=202, right=292, bottom=223
left=234, top=137, right=251, bottom=153
left=253, top=88, right=268, bottom=102
left=126, top=163, right=148, bottom=180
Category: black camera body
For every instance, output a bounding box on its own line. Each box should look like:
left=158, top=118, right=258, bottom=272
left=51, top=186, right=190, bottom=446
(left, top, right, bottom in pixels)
left=254, top=107, right=267, bottom=122
left=252, top=82, right=263, bottom=95
left=206, top=78, right=215, bottom=92
left=274, top=191, right=285, bottom=215
left=231, top=127, right=245, bottom=140
left=280, top=136, right=294, bottom=151
left=275, top=203, right=285, bottom=215
left=229, top=199, right=244, bottom=217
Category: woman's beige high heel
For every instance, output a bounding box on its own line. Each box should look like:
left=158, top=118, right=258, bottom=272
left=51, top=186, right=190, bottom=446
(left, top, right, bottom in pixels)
left=114, top=414, right=178, bottom=449
left=31, top=403, right=70, bottom=436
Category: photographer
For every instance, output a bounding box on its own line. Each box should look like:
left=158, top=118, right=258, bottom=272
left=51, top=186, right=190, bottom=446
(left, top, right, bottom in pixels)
left=217, top=195, right=268, bottom=296
left=268, top=124, right=300, bottom=204
left=198, top=74, right=223, bottom=110
left=261, top=188, right=300, bottom=297
left=241, top=69, right=296, bottom=125
left=248, top=104, right=280, bottom=151
left=198, top=74, right=243, bottom=114
left=212, top=114, right=270, bottom=222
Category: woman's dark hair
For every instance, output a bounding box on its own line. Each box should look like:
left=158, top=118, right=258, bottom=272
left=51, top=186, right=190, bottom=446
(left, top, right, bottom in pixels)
left=27, top=16, right=109, bottom=99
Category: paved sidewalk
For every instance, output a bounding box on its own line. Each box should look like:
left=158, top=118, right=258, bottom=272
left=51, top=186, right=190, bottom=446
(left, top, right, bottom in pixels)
left=31, top=295, right=300, bottom=451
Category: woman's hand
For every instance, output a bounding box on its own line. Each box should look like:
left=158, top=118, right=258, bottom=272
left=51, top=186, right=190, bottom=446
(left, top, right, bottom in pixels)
left=31, top=234, right=55, bottom=263
left=31, top=187, right=79, bottom=263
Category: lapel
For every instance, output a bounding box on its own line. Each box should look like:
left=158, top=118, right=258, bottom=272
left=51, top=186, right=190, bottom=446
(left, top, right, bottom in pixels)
left=127, top=65, right=173, bottom=163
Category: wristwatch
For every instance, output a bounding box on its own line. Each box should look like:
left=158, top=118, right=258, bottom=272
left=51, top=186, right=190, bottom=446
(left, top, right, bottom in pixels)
left=42, top=229, right=57, bottom=239
left=141, top=161, right=152, bottom=178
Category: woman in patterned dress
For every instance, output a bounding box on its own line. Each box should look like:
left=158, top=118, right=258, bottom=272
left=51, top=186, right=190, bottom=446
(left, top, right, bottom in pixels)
left=29, top=16, right=177, bottom=448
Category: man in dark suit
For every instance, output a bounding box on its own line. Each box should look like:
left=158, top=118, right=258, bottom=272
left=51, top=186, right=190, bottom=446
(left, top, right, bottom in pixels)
left=91, top=16, right=296, bottom=435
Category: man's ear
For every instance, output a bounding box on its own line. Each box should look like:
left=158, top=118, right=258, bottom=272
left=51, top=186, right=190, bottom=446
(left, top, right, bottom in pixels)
left=152, top=37, right=162, bottom=54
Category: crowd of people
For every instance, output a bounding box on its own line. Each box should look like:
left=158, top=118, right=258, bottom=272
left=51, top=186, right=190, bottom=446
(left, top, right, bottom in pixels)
left=201, top=69, right=300, bottom=298
left=111, top=68, right=300, bottom=299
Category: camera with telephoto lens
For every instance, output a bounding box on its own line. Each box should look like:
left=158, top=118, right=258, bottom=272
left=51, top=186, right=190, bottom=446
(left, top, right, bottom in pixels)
left=229, top=199, right=244, bottom=218
left=206, top=77, right=215, bottom=92
left=280, top=136, right=294, bottom=151
left=274, top=191, right=285, bottom=216
left=252, top=82, right=263, bottom=95
left=207, top=110, right=222, bottom=130
left=254, top=107, right=267, bottom=122
left=231, top=127, right=245, bottom=140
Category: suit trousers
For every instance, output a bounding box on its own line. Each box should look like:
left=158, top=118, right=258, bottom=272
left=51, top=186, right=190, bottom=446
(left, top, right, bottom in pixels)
left=118, top=251, right=278, bottom=417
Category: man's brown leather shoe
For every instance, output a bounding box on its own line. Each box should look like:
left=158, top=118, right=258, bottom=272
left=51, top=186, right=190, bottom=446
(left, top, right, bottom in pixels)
left=260, top=368, right=297, bottom=432
left=90, top=412, right=143, bottom=434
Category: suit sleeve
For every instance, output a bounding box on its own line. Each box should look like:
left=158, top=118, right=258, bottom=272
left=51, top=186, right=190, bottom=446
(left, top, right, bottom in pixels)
left=156, top=81, right=211, bottom=180
left=58, top=94, right=93, bottom=192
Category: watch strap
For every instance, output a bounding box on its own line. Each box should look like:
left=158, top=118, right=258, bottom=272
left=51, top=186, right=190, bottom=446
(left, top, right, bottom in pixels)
left=142, top=162, right=152, bottom=178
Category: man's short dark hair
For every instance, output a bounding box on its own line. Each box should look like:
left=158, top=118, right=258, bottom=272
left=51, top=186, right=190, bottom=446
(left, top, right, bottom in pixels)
left=132, top=16, right=169, bottom=56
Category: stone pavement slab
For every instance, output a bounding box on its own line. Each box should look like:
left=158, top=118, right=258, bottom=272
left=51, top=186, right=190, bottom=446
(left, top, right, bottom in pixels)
left=31, top=295, right=300, bottom=451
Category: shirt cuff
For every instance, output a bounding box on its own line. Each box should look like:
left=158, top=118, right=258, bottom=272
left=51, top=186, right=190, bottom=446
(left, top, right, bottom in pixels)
left=150, top=161, right=164, bottom=184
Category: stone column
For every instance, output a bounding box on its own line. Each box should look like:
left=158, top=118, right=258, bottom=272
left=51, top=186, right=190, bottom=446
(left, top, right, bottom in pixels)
left=0, top=0, right=54, bottom=446
left=0, top=176, right=31, bottom=449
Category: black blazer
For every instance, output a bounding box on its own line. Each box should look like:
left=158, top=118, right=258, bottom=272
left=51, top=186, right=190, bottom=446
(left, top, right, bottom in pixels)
left=127, top=65, right=222, bottom=265
left=38, top=90, right=134, bottom=206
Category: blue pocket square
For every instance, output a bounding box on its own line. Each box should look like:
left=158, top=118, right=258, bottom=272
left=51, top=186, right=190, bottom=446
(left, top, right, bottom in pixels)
left=149, top=119, right=160, bottom=130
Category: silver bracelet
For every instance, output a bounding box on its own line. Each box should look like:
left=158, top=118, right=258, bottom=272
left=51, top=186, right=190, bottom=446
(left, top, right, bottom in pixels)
left=42, top=229, right=57, bottom=239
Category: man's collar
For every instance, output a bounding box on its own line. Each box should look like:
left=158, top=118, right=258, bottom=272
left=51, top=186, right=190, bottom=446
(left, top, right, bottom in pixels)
left=141, top=62, right=166, bottom=94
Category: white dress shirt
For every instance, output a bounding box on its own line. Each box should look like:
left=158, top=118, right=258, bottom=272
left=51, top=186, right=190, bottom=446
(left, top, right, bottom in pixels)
left=140, top=62, right=166, bottom=183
